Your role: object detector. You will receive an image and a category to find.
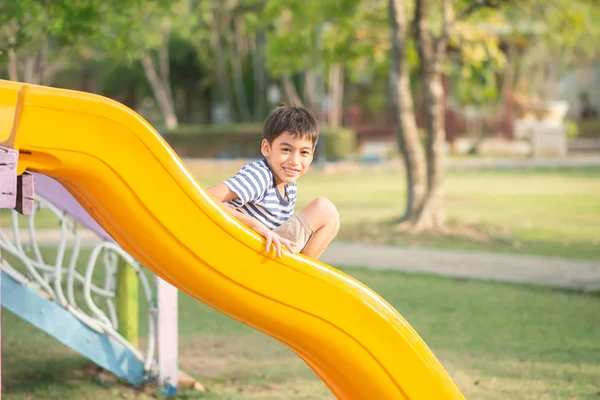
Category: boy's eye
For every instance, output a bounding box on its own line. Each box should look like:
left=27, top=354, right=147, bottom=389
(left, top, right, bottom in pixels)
left=301, top=151, right=311, bottom=156
left=282, top=148, right=291, bottom=152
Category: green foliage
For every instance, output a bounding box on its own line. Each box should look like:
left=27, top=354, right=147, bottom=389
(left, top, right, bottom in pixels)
left=168, top=34, right=206, bottom=90
left=260, top=0, right=383, bottom=77
left=163, top=130, right=261, bottom=159
left=578, top=118, right=600, bottom=138
left=564, top=119, right=579, bottom=140
left=496, top=0, right=600, bottom=100
left=163, top=123, right=357, bottom=160
left=0, top=0, right=48, bottom=50
left=98, top=61, right=151, bottom=98
left=0, top=0, right=160, bottom=52
left=453, top=60, right=500, bottom=106
left=321, top=127, right=357, bottom=160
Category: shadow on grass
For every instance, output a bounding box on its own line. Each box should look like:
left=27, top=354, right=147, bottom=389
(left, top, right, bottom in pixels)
left=338, top=217, right=600, bottom=261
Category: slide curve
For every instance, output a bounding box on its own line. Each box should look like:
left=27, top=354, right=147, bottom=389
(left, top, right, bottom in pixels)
left=0, top=79, right=464, bottom=399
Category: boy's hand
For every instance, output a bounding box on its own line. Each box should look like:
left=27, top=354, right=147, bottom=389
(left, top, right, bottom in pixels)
left=254, top=223, right=296, bottom=257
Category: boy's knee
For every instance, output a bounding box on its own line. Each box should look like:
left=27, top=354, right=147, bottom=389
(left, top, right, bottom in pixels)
left=313, top=197, right=339, bottom=227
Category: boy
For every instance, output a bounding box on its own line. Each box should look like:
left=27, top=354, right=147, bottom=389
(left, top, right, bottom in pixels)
left=207, top=105, right=339, bottom=259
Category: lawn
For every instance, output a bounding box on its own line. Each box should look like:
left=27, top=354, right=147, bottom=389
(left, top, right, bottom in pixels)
left=2, top=253, right=599, bottom=400
left=2, top=163, right=600, bottom=400
left=2, top=162, right=598, bottom=261
left=188, top=161, right=600, bottom=261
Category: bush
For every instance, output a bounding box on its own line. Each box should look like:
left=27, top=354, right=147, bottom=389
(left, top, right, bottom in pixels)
left=162, top=124, right=357, bottom=160
left=565, top=120, right=579, bottom=140
left=577, top=118, right=600, bottom=138
left=320, top=127, right=357, bottom=160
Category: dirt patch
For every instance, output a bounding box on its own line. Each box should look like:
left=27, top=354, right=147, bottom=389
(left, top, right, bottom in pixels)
left=178, top=338, right=234, bottom=378
left=340, top=217, right=514, bottom=247
left=177, top=334, right=295, bottom=378
left=182, top=356, right=231, bottom=378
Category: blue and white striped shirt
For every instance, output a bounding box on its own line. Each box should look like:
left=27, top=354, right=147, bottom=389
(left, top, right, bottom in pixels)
left=224, top=159, right=297, bottom=230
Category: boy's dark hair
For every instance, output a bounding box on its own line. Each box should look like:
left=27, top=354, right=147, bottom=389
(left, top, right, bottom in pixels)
left=263, top=105, right=319, bottom=147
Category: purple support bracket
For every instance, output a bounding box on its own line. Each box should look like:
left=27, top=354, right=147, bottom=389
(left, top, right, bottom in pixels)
left=1, top=170, right=187, bottom=394
left=31, top=172, right=113, bottom=242
left=0, top=146, right=13, bottom=400
left=0, top=247, right=2, bottom=400
left=16, top=172, right=34, bottom=216
left=0, top=146, right=18, bottom=210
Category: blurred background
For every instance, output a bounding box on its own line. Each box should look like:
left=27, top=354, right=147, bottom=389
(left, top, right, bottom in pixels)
left=1, top=1, right=600, bottom=399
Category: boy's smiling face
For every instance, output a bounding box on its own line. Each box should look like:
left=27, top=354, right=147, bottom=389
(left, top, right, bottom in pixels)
left=261, top=131, right=315, bottom=186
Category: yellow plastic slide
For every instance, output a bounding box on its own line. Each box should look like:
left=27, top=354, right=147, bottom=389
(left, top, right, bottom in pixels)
left=0, top=79, right=464, bottom=399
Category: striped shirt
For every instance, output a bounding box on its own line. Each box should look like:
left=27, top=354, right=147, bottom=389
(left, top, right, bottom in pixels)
left=224, top=159, right=297, bottom=230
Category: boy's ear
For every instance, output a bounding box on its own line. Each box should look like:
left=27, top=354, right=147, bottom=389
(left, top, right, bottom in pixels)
left=260, top=139, right=271, bottom=157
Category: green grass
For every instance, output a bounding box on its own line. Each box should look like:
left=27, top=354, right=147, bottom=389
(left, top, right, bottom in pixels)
left=3, top=247, right=600, bottom=400
left=2, top=165, right=598, bottom=399
left=188, top=162, right=600, bottom=261
left=4, top=163, right=598, bottom=261
left=2, top=164, right=599, bottom=265
left=0, top=207, right=61, bottom=229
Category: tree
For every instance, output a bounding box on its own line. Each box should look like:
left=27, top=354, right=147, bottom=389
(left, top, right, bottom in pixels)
left=139, top=16, right=179, bottom=130
left=388, top=0, right=600, bottom=232
left=0, top=0, right=152, bottom=83
left=389, top=0, right=517, bottom=231
left=502, top=1, right=600, bottom=104
left=388, top=0, right=427, bottom=223
left=410, top=0, right=452, bottom=230
left=261, top=0, right=367, bottom=122
left=0, top=0, right=182, bottom=130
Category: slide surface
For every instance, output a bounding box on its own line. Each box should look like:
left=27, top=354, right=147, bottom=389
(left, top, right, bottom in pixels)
left=0, top=80, right=464, bottom=400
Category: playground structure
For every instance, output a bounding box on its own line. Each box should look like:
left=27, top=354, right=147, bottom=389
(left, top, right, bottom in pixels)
left=0, top=172, right=188, bottom=394
left=0, top=79, right=466, bottom=399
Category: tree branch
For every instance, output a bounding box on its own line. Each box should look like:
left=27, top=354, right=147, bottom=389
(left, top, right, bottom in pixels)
left=435, top=0, right=511, bottom=58
left=456, top=0, right=494, bottom=22
left=434, top=0, right=452, bottom=63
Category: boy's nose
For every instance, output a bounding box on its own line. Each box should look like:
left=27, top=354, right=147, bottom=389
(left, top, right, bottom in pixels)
left=289, top=152, right=300, bottom=164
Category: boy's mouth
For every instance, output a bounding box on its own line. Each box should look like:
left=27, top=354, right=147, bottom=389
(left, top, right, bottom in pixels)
left=283, top=166, right=301, bottom=176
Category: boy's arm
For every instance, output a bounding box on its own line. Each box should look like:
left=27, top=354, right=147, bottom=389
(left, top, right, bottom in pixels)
left=206, top=183, right=295, bottom=256
left=206, top=183, right=262, bottom=230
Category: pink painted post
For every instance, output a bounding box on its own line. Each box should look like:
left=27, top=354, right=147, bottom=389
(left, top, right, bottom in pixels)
left=0, top=147, right=18, bottom=210
left=1, top=244, right=2, bottom=400
left=156, top=276, right=179, bottom=391
left=0, top=146, right=19, bottom=400
left=15, top=172, right=34, bottom=215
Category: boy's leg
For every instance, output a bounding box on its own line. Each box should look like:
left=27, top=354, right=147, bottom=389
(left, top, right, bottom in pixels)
left=297, top=197, right=339, bottom=259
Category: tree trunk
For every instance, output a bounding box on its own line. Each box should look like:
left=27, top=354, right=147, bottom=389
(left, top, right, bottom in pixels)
left=202, top=87, right=213, bottom=123
left=328, top=63, right=344, bottom=130
left=253, top=30, right=266, bottom=121
left=388, top=0, right=427, bottom=223
left=122, top=87, right=138, bottom=111
left=41, top=47, right=70, bottom=87
left=304, top=70, right=317, bottom=110
left=141, top=52, right=178, bottom=130
left=282, top=75, right=302, bottom=106
left=184, top=87, right=194, bottom=123
left=412, top=0, right=448, bottom=231
left=23, top=53, right=36, bottom=83
left=498, top=43, right=516, bottom=139
left=229, top=18, right=251, bottom=122
left=210, top=31, right=235, bottom=121
left=159, top=27, right=175, bottom=112
left=8, top=48, right=18, bottom=81
left=415, top=69, right=446, bottom=231
left=37, top=42, right=48, bottom=85
left=209, top=0, right=236, bottom=121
